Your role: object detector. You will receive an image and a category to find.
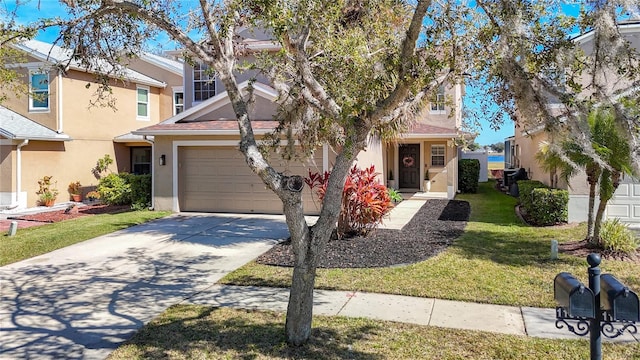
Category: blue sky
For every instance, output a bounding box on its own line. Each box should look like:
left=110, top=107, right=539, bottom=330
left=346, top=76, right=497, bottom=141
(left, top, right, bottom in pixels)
left=5, top=0, right=585, bottom=146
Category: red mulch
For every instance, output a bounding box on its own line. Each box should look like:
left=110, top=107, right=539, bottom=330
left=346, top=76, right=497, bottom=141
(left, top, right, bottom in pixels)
left=1, top=205, right=131, bottom=232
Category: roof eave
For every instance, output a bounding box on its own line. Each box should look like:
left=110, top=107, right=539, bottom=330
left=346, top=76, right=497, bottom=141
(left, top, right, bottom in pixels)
left=132, top=129, right=274, bottom=136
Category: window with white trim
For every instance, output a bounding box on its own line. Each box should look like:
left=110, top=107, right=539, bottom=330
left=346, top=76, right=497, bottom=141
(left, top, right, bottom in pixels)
left=193, top=63, right=216, bottom=102
left=431, top=145, right=445, bottom=167
left=137, top=86, right=150, bottom=120
left=29, top=71, right=49, bottom=111
left=430, top=85, right=445, bottom=112
left=173, top=91, right=184, bottom=115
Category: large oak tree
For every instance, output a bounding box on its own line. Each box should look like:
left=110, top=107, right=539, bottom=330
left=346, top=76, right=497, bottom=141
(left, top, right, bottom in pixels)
left=30, top=0, right=467, bottom=345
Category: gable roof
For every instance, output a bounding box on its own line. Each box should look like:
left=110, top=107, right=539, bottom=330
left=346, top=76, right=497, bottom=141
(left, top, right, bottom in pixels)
left=403, top=123, right=461, bottom=138
left=572, top=20, right=640, bottom=44
left=0, top=106, right=70, bottom=141
left=138, top=53, right=184, bottom=76
left=13, top=39, right=166, bottom=88
left=134, top=81, right=278, bottom=136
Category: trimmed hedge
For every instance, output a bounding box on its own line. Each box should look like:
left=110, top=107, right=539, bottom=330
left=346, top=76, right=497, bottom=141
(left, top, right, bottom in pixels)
left=458, top=159, right=480, bottom=193
left=97, top=173, right=151, bottom=209
left=517, top=180, right=568, bottom=226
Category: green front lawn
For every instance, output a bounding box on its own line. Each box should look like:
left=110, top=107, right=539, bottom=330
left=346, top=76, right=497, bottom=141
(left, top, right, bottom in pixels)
left=0, top=210, right=170, bottom=266
left=108, top=305, right=639, bottom=360
left=221, top=182, right=640, bottom=308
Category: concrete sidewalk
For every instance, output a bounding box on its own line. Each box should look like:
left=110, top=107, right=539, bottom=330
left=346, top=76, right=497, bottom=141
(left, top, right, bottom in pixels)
left=186, top=284, right=640, bottom=343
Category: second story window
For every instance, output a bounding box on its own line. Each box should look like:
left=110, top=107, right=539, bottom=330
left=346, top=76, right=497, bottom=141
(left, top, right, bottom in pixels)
left=174, top=91, right=184, bottom=115
left=193, top=63, right=216, bottom=102
left=29, top=71, right=49, bottom=111
left=430, top=85, right=445, bottom=113
left=137, top=86, right=150, bottom=120
left=431, top=145, right=445, bottom=167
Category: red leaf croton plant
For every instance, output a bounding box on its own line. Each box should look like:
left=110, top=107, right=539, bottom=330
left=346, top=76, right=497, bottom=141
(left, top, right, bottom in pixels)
left=306, top=165, right=392, bottom=239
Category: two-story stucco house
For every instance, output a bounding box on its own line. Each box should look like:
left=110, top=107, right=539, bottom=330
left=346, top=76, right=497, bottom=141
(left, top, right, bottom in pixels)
left=134, top=28, right=467, bottom=215
left=511, top=21, right=640, bottom=226
left=0, top=40, right=183, bottom=210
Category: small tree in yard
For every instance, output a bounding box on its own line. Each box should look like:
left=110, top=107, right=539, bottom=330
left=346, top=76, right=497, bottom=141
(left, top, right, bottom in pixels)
left=31, top=0, right=469, bottom=345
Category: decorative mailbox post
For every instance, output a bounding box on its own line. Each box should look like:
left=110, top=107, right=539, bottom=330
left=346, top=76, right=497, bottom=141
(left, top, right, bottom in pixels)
left=554, top=253, right=639, bottom=360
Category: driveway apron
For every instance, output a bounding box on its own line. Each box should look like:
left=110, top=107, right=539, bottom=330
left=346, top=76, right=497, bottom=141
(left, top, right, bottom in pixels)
left=0, top=213, right=287, bottom=360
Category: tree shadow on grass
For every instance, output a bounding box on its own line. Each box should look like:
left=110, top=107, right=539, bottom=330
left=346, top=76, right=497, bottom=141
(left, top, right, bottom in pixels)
left=451, top=229, right=579, bottom=268
left=120, top=305, right=383, bottom=360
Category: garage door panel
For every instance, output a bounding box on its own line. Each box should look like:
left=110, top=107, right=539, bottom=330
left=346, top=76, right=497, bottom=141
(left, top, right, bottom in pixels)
left=606, top=177, right=640, bottom=224
left=179, top=146, right=320, bottom=214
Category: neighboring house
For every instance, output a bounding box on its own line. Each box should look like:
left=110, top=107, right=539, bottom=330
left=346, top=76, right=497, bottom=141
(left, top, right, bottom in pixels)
left=0, top=39, right=182, bottom=210
left=511, top=21, right=640, bottom=226
left=134, top=28, right=467, bottom=215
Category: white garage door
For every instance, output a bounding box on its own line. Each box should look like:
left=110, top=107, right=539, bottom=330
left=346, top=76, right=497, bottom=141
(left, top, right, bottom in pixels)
left=606, top=175, right=640, bottom=225
left=178, top=146, right=322, bottom=214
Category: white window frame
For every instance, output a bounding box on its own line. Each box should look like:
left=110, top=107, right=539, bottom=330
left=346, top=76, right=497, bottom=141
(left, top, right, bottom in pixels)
left=193, top=63, right=216, bottom=102
left=136, top=85, right=150, bottom=120
left=172, top=87, right=184, bottom=115
left=29, top=70, right=50, bottom=112
left=431, top=144, right=446, bottom=167
left=430, top=85, right=445, bottom=114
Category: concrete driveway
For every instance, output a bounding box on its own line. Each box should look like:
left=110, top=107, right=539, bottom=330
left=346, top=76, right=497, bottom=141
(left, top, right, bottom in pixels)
left=0, top=213, right=288, bottom=360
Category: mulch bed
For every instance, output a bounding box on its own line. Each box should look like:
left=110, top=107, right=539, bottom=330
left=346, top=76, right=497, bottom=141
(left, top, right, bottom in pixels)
left=256, top=199, right=470, bottom=269
left=559, top=239, right=640, bottom=264
left=7, top=204, right=131, bottom=223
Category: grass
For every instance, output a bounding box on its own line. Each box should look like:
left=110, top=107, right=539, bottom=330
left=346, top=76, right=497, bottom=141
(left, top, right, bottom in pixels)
left=0, top=210, right=170, bottom=266
left=107, top=305, right=640, bottom=360
left=221, top=182, right=640, bottom=308
left=488, top=161, right=504, bottom=170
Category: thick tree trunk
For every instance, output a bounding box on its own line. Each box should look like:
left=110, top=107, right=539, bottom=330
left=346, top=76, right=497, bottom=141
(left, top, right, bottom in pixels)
left=284, top=128, right=367, bottom=346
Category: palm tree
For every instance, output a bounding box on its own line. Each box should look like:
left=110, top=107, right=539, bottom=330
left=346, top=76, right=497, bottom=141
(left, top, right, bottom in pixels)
left=590, top=108, right=634, bottom=244
left=535, top=107, right=634, bottom=245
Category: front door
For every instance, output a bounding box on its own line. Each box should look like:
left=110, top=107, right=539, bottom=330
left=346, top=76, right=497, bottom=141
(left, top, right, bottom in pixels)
left=399, top=144, right=420, bottom=188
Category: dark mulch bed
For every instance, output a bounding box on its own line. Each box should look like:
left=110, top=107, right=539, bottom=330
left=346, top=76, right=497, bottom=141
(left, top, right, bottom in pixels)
left=7, top=204, right=131, bottom=223
left=256, top=199, right=470, bottom=269
left=559, top=239, right=640, bottom=264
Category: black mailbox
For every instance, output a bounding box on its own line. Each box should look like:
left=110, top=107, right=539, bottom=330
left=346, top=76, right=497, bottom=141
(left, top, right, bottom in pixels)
left=554, top=272, right=595, bottom=318
left=600, top=274, right=639, bottom=322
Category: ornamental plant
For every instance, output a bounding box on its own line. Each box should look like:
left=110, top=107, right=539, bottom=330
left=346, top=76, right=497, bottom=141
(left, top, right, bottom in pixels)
left=36, top=176, right=59, bottom=203
left=306, top=165, right=392, bottom=239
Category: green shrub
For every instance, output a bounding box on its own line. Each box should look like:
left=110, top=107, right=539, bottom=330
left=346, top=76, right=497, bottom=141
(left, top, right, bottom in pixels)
left=123, top=173, right=152, bottom=210
left=529, top=188, right=568, bottom=225
left=600, top=219, right=639, bottom=254
left=97, top=173, right=131, bottom=205
left=517, top=180, right=547, bottom=212
left=97, top=173, right=152, bottom=209
left=516, top=180, right=568, bottom=226
left=458, top=159, right=480, bottom=193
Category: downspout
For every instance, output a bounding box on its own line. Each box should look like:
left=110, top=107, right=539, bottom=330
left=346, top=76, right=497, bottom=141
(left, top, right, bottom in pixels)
left=56, top=69, right=64, bottom=133
left=8, top=139, right=30, bottom=209
left=142, top=135, right=155, bottom=210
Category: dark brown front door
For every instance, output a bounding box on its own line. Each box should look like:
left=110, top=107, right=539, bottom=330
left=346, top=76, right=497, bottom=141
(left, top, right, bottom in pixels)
left=399, top=144, right=420, bottom=188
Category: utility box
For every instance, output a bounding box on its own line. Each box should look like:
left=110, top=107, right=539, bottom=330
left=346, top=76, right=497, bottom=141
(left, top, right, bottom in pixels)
left=554, top=272, right=595, bottom=318
left=600, top=274, right=639, bottom=322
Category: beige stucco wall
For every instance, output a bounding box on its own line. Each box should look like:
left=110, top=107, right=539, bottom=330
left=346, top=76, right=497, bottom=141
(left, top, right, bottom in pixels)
left=354, top=136, right=384, bottom=183
left=2, top=64, right=172, bottom=206
left=0, top=144, right=15, bottom=193
left=126, top=58, right=183, bottom=121
left=513, top=128, right=548, bottom=185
